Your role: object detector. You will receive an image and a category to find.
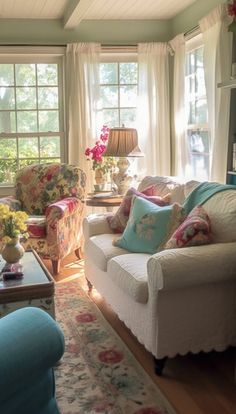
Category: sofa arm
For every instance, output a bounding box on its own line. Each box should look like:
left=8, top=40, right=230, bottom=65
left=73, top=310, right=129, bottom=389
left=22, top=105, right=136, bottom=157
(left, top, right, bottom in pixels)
left=0, top=307, right=64, bottom=402
left=83, top=213, right=114, bottom=240
left=147, top=242, right=236, bottom=292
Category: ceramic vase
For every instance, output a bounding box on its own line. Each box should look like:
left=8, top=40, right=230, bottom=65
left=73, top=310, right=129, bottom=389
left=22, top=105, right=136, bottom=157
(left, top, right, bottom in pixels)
left=1, top=237, right=25, bottom=264
left=94, top=168, right=106, bottom=191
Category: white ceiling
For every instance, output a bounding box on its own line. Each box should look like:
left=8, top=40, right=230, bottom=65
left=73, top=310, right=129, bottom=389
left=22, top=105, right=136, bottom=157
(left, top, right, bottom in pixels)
left=0, top=0, right=197, bottom=28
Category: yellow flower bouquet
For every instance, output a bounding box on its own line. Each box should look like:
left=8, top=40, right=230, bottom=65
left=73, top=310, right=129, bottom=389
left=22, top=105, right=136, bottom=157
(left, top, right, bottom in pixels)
left=0, top=205, right=29, bottom=244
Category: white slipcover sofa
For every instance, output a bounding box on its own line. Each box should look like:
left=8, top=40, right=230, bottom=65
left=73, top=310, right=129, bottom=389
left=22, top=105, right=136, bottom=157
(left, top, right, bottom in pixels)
left=83, top=176, right=236, bottom=374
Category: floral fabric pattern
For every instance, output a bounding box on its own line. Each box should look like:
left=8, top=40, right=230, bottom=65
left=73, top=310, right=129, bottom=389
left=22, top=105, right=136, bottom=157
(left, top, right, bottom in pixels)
left=15, top=163, right=86, bottom=215
left=0, top=163, right=86, bottom=263
left=164, top=205, right=211, bottom=249
left=107, top=186, right=169, bottom=234
left=55, top=280, right=176, bottom=414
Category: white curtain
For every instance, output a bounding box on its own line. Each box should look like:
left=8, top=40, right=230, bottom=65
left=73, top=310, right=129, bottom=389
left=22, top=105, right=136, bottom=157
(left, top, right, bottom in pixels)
left=169, top=34, right=189, bottom=178
left=199, top=4, right=232, bottom=183
left=137, top=43, right=171, bottom=177
left=66, top=43, right=101, bottom=192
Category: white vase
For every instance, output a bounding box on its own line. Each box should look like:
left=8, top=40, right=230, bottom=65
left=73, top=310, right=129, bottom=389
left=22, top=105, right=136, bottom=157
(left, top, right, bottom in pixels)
left=1, top=237, right=25, bottom=264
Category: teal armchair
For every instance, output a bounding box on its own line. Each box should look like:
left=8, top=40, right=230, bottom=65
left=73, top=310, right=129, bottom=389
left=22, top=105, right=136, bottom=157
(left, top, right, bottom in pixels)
left=0, top=307, right=64, bottom=414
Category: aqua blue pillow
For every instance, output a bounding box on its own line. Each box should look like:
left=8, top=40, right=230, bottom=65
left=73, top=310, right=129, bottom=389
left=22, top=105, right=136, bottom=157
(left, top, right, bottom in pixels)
left=114, top=196, right=183, bottom=254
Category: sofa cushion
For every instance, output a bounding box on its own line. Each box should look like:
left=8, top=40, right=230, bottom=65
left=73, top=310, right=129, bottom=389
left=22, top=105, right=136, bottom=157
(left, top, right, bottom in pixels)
left=138, top=175, right=185, bottom=204
left=107, top=254, right=150, bottom=303
left=202, top=190, right=236, bottom=243
left=85, top=234, right=130, bottom=272
left=164, top=205, right=211, bottom=249
left=114, top=197, right=184, bottom=254
left=106, top=186, right=169, bottom=233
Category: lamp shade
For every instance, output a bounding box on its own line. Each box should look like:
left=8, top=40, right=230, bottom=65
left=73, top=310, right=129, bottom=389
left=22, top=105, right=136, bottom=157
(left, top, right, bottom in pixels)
left=104, top=128, right=139, bottom=157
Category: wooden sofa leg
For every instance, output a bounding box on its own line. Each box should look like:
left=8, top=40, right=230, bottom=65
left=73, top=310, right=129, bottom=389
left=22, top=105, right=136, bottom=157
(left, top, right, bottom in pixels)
left=86, top=278, right=93, bottom=292
left=52, top=260, right=60, bottom=275
left=154, top=357, right=167, bottom=376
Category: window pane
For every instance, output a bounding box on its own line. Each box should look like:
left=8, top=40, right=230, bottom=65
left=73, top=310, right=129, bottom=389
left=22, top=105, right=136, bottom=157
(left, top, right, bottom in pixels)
left=102, top=109, right=119, bottom=128
left=100, top=63, right=118, bottom=84
left=17, top=111, right=37, bottom=132
left=40, top=136, right=60, bottom=157
left=38, top=110, right=59, bottom=132
left=0, top=112, right=16, bottom=133
left=16, top=87, right=36, bottom=110
left=0, top=160, right=17, bottom=184
left=101, top=85, right=118, bottom=108
left=120, top=63, right=138, bottom=84
left=37, top=64, right=58, bottom=85
left=196, top=99, right=207, bottom=123
left=0, top=138, right=16, bottom=158
left=18, top=137, right=39, bottom=158
left=0, top=64, right=14, bottom=86
left=15, top=64, right=36, bottom=86
left=38, top=87, right=58, bottom=109
left=120, top=108, right=137, bottom=127
left=0, top=87, right=15, bottom=110
left=120, top=85, right=137, bottom=107
left=188, top=129, right=209, bottom=180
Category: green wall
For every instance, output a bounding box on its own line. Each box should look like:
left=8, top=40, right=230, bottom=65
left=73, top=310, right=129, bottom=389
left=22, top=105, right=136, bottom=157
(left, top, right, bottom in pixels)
left=171, top=0, right=225, bottom=37
left=0, top=19, right=171, bottom=45
left=0, top=0, right=225, bottom=45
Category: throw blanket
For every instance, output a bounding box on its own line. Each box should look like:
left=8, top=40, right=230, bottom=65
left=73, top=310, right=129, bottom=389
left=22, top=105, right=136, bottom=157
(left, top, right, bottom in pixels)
left=183, top=182, right=236, bottom=214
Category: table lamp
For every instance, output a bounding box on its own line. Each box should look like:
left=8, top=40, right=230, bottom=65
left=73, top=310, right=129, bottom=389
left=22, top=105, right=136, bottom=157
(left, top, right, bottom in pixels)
left=104, top=127, right=143, bottom=195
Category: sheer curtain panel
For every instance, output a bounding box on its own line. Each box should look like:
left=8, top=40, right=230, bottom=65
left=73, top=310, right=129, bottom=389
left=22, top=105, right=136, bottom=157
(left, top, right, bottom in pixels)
left=169, top=34, right=189, bottom=178
left=137, top=43, right=171, bottom=177
left=66, top=43, right=101, bottom=192
left=199, top=4, right=232, bottom=183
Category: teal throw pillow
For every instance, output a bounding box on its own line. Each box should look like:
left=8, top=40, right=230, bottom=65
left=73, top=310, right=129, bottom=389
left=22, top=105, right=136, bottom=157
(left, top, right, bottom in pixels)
left=114, top=196, right=184, bottom=254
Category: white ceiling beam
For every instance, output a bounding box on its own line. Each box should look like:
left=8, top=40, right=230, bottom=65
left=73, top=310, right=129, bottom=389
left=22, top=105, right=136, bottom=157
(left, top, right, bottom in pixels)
left=63, top=0, right=97, bottom=29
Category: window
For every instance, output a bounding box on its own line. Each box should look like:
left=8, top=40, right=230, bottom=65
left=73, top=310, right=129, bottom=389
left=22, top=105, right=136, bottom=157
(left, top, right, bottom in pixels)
left=99, top=54, right=138, bottom=128
left=0, top=48, right=65, bottom=185
left=185, top=37, right=209, bottom=181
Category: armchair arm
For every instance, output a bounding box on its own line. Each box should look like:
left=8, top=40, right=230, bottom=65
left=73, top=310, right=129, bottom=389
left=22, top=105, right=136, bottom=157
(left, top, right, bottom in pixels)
left=0, top=196, right=22, bottom=211
left=83, top=213, right=114, bottom=240
left=45, top=197, right=81, bottom=220
left=147, top=242, right=236, bottom=292
left=0, top=307, right=64, bottom=402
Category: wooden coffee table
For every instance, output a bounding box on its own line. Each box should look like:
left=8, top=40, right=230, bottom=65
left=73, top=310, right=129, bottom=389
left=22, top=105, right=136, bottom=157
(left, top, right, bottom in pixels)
left=0, top=250, right=55, bottom=319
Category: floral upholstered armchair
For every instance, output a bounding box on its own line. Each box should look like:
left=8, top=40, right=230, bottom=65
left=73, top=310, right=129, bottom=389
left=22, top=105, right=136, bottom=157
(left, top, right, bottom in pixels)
left=0, top=163, right=86, bottom=274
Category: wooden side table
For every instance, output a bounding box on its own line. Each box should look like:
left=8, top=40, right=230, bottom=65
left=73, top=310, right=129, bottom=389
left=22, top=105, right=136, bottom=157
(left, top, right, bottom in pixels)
left=86, top=195, right=123, bottom=212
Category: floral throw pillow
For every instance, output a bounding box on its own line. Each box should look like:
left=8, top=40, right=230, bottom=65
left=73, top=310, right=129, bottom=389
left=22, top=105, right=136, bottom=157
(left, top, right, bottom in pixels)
left=107, top=186, right=169, bottom=233
left=164, top=205, right=211, bottom=249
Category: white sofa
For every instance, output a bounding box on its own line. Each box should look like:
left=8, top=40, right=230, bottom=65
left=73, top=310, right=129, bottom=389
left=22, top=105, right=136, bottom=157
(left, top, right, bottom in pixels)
left=83, top=176, right=236, bottom=374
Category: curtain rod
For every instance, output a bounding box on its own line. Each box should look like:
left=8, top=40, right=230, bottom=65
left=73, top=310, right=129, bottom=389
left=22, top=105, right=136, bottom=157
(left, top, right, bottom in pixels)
left=184, top=25, right=200, bottom=39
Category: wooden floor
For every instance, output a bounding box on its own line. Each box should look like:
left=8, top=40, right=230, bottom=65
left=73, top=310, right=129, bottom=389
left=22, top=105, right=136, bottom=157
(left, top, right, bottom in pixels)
left=44, top=253, right=236, bottom=414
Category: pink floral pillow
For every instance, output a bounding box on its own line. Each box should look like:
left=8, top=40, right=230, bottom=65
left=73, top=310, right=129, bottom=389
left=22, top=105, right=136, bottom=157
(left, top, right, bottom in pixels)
left=164, top=205, right=211, bottom=249
left=107, top=186, right=169, bottom=233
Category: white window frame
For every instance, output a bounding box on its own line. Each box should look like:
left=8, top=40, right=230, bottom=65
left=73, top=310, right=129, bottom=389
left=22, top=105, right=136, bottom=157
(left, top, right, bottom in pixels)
left=100, top=48, right=138, bottom=128
left=0, top=46, right=66, bottom=190
left=185, top=34, right=210, bottom=180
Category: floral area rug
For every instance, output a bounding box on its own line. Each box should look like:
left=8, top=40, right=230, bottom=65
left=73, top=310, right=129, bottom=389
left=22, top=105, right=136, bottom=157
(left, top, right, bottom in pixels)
left=55, top=280, right=176, bottom=414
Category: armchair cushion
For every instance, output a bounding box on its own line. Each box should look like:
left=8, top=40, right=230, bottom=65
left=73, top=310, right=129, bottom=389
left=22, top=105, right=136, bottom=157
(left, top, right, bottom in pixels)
left=26, top=216, right=47, bottom=238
